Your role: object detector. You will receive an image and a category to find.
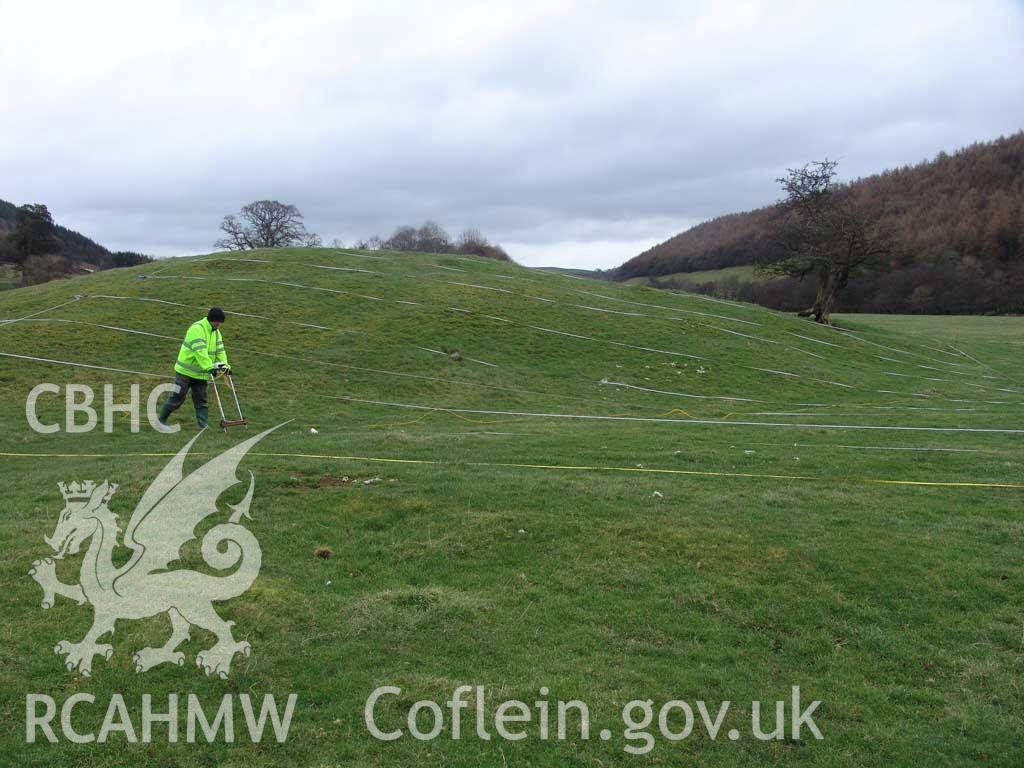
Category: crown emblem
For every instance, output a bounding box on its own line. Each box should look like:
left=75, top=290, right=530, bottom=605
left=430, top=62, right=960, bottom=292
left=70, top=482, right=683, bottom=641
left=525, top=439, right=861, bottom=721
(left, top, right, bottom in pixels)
left=58, top=481, right=117, bottom=505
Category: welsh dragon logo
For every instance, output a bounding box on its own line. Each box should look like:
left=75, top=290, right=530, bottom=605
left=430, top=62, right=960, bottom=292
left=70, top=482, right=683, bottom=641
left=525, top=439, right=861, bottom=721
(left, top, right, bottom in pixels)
left=28, top=425, right=281, bottom=679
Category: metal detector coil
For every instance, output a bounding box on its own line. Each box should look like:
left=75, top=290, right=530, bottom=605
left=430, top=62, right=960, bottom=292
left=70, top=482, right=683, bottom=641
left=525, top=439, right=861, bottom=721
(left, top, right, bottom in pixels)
left=211, top=373, right=248, bottom=431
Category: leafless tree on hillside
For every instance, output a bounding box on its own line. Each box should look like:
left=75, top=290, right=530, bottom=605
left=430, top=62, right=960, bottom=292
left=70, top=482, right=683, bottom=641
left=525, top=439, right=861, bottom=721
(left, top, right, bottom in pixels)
left=214, top=200, right=318, bottom=250
left=759, top=160, right=892, bottom=324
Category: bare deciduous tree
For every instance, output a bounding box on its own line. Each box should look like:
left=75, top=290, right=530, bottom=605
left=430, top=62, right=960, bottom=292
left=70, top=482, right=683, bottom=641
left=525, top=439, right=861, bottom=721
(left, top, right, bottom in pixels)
left=356, top=222, right=511, bottom=261
left=759, top=160, right=891, bottom=324
left=456, top=228, right=488, bottom=251
left=415, top=220, right=452, bottom=253
left=214, top=200, right=318, bottom=250
left=354, top=235, right=384, bottom=250
left=455, top=227, right=511, bottom=261
left=383, top=225, right=418, bottom=251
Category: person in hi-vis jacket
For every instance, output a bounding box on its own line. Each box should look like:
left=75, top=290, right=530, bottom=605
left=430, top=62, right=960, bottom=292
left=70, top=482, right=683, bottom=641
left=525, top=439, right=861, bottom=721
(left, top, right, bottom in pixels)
left=158, top=307, right=230, bottom=429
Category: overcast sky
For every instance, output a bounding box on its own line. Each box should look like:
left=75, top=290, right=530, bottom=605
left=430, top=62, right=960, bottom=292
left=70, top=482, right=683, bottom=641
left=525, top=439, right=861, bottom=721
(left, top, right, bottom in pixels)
left=2, top=1, right=1022, bottom=268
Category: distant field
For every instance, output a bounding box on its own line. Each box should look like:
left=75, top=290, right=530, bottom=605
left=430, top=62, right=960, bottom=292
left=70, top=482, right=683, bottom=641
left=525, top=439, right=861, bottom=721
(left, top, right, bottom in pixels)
left=625, top=264, right=763, bottom=285
left=0, top=250, right=1021, bottom=767
left=536, top=266, right=604, bottom=279
left=836, top=312, right=1024, bottom=347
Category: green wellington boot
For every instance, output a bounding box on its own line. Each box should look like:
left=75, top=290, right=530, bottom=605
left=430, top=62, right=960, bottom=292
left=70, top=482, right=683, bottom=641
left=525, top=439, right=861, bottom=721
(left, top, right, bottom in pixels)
left=158, top=401, right=174, bottom=425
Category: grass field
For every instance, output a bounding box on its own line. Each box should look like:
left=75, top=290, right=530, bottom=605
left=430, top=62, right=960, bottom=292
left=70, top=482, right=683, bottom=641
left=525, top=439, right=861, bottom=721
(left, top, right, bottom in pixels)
left=625, top=265, right=765, bottom=287
left=0, top=249, right=1021, bottom=766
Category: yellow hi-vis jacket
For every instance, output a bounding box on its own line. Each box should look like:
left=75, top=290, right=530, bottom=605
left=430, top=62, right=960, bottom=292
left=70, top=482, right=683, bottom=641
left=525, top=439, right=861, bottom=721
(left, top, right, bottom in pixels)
left=174, top=317, right=229, bottom=379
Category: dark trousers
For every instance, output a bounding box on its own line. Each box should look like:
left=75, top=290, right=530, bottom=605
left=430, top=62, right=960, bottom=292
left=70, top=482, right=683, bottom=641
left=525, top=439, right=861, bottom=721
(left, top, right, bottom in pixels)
left=162, top=372, right=209, bottom=426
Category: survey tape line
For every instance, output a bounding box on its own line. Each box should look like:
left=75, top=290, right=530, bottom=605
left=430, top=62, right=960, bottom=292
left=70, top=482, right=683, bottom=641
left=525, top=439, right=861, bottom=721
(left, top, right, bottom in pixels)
left=569, top=289, right=762, bottom=326
left=598, top=354, right=995, bottom=407
left=325, top=395, right=1024, bottom=434
left=599, top=379, right=761, bottom=403
left=779, top=327, right=997, bottom=384
left=518, top=324, right=706, bottom=360
left=17, top=317, right=180, bottom=341
left=0, top=296, right=85, bottom=327
left=811, top=444, right=979, bottom=453
left=84, top=295, right=504, bottom=369
left=701, top=324, right=779, bottom=343
left=789, top=346, right=826, bottom=360
left=88, top=295, right=332, bottom=331
left=678, top=292, right=748, bottom=309
left=865, top=479, right=1024, bottom=489
left=186, top=255, right=381, bottom=274
left=142, top=274, right=710, bottom=362
left=133, top=268, right=1002, bottom=393
left=303, top=263, right=381, bottom=275
left=0, top=352, right=168, bottom=378
left=332, top=249, right=389, bottom=260
left=16, top=320, right=509, bottom=391
left=5, top=319, right=705, bottom=415
left=438, top=277, right=1001, bottom=388
left=922, top=345, right=963, bottom=359
left=18, top=296, right=1024, bottom=415
left=774, top=329, right=1000, bottom=387
left=729, top=321, right=996, bottom=388
left=376, top=270, right=755, bottom=357
left=149, top=254, right=1013, bottom=390
left=91, top=294, right=190, bottom=307
left=440, top=280, right=513, bottom=294
left=829, top=325, right=998, bottom=374
left=743, top=440, right=988, bottom=453
left=749, top=367, right=800, bottom=378
left=948, top=345, right=1000, bottom=374
left=156, top=260, right=760, bottom=350
left=0, top=452, right=197, bottom=458
left=7, top=317, right=1015, bottom=418
left=572, top=304, right=646, bottom=317
left=787, top=332, right=842, bottom=348
left=45, top=276, right=1024, bottom=405
left=827, top=327, right=988, bottom=372
left=12, top=304, right=1023, bottom=415
left=182, top=260, right=783, bottom=358
left=593, top=284, right=1013, bottom=385
left=1, top=450, right=1021, bottom=490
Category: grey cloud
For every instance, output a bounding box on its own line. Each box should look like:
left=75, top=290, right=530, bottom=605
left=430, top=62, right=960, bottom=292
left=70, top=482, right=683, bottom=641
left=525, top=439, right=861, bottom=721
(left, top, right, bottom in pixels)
left=2, top=0, right=1022, bottom=265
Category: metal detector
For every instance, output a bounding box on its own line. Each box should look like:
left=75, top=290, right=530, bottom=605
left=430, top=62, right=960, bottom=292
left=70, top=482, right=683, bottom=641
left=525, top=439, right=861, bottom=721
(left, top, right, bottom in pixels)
left=211, top=373, right=248, bottom=431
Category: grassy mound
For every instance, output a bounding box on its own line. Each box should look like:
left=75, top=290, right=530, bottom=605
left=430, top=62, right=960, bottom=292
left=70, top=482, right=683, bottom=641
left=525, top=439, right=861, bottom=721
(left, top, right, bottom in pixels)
left=1, top=248, right=1021, bottom=766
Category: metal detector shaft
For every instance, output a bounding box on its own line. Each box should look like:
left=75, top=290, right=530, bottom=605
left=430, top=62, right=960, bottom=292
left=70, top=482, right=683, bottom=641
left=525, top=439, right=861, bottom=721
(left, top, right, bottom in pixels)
left=210, top=375, right=228, bottom=430
left=227, top=374, right=246, bottom=424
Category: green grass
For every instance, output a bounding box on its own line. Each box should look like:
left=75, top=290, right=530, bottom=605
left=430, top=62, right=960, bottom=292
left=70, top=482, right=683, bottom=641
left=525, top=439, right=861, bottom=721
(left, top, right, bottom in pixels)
left=0, top=249, right=1022, bottom=766
left=835, top=313, right=1024, bottom=348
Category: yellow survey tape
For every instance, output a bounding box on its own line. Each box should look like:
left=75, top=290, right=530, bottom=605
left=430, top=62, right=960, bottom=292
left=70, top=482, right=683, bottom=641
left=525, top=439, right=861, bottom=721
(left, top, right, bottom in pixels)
left=0, top=451, right=1022, bottom=490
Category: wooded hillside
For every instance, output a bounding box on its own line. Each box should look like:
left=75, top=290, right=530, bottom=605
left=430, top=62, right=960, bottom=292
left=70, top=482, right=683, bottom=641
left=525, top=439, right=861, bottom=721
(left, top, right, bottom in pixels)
left=613, top=133, right=1024, bottom=314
